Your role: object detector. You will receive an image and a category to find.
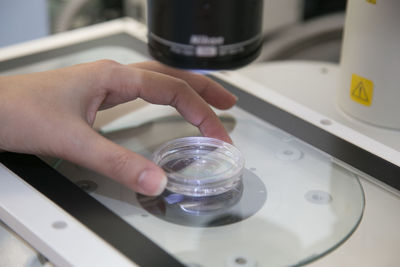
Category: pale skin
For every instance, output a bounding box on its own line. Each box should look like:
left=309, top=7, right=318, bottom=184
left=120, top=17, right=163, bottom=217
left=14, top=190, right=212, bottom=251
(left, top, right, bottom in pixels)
left=0, top=60, right=237, bottom=196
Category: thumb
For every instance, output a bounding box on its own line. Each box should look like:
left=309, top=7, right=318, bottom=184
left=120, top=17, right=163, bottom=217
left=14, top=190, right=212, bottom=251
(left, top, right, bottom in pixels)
left=62, top=125, right=167, bottom=196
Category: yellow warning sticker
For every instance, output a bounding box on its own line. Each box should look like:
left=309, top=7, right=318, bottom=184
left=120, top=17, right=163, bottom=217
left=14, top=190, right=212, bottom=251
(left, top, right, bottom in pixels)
left=366, top=0, right=376, bottom=4
left=350, top=74, right=374, bottom=106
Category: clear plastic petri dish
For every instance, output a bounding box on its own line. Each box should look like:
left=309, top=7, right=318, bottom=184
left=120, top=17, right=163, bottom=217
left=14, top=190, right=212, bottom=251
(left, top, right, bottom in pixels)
left=153, top=137, right=245, bottom=197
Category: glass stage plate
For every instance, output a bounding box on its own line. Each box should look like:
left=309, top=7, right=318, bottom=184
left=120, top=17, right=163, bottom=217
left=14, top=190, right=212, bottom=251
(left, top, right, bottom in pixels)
left=0, top=33, right=365, bottom=266
left=55, top=105, right=365, bottom=267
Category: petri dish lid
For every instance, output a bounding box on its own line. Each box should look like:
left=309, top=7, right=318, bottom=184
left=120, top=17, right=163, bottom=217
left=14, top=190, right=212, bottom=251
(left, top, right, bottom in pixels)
left=153, top=137, right=245, bottom=197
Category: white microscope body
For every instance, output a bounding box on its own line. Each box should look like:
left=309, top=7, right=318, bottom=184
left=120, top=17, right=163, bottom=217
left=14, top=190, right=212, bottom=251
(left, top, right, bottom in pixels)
left=339, top=0, right=400, bottom=129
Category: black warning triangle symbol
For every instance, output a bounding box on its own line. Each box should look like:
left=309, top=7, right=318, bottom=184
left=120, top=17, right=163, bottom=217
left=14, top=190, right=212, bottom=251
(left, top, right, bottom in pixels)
left=351, top=81, right=369, bottom=102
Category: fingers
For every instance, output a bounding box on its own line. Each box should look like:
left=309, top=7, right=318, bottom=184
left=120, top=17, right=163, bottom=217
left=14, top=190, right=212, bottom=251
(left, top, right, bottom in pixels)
left=129, top=61, right=237, bottom=109
left=98, top=64, right=232, bottom=143
left=60, top=122, right=167, bottom=196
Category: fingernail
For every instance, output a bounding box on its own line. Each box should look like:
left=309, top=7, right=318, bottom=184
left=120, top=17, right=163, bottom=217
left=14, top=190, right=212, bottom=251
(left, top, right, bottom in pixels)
left=233, top=94, right=239, bottom=101
left=138, top=170, right=167, bottom=196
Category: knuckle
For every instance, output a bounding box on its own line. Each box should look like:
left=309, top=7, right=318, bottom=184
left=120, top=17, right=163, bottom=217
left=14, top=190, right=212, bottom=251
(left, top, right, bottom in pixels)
left=94, top=59, right=122, bottom=76
left=133, top=69, right=146, bottom=85
left=169, top=79, right=192, bottom=107
left=94, top=59, right=120, bottom=69
left=92, top=59, right=123, bottom=87
left=175, top=79, right=190, bottom=92
left=200, top=79, right=212, bottom=95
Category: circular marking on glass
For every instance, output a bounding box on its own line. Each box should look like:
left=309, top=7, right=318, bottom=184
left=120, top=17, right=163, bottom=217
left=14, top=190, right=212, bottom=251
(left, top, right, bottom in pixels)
left=320, top=119, right=332, bottom=126
left=226, top=255, right=257, bottom=267
left=76, top=180, right=98, bottom=192
left=305, top=190, right=333, bottom=205
left=236, top=257, right=247, bottom=264
left=321, top=67, right=329, bottom=74
left=52, top=221, right=67, bottom=229
left=276, top=147, right=303, bottom=161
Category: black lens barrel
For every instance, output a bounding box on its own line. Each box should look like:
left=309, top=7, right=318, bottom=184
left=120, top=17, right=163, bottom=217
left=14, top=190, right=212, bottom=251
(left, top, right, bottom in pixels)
left=147, top=0, right=263, bottom=70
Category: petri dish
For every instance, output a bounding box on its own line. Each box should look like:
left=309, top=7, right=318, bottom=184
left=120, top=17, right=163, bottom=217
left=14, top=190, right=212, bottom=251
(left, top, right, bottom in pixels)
left=153, top=137, right=245, bottom=197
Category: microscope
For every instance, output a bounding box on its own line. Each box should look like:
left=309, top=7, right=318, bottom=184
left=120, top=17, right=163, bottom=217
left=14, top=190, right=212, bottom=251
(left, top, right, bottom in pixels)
left=147, top=0, right=400, bottom=130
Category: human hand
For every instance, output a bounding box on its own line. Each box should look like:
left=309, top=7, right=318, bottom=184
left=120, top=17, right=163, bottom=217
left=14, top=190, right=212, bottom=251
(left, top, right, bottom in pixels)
left=0, top=60, right=237, bottom=196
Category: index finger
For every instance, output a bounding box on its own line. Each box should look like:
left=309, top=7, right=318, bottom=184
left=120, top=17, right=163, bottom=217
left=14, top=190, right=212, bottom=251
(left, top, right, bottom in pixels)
left=98, top=64, right=232, bottom=143
left=129, top=61, right=238, bottom=110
